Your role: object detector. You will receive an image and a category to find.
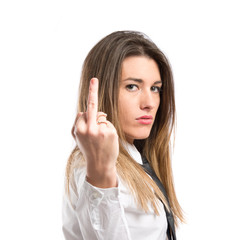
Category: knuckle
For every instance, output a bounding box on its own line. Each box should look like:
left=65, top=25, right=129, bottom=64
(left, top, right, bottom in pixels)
left=88, top=101, right=97, bottom=109
left=106, top=128, right=117, bottom=138
left=75, top=123, right=86, bottom=135
left=97, top=111, right=104, bottom=115
left=98, top=131, right=105, bottom=139
left=86, top=128, right=97, bottom=137
left=75, top=112, right=83, bottom=123
left=75, top=125, right=83, bottom=135
left=97, top=112, right=107, bottom=117
left=110, top=130, right=117, bottom=138
left=74, top=114, right=88, bottom=135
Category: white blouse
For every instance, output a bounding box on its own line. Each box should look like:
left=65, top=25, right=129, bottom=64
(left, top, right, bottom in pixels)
left=62, top=143, right=168, bottom=240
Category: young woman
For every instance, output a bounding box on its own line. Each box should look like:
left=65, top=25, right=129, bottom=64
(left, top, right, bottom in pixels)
left=62, top=31, right=184, bottom=240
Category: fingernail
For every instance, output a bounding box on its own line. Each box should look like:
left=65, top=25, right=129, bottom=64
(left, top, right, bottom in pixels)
left=91, top=78, right=97, bottom=84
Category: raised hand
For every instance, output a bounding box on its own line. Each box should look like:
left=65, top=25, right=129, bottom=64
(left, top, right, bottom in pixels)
left=72, top=78, right=119, bottom=188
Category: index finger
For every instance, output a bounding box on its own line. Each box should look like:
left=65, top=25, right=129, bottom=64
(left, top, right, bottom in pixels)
left=87, top=78, right=99, bottom=126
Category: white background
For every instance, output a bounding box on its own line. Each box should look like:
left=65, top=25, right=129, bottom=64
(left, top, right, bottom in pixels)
left=0, top=0, right=239, bottom=239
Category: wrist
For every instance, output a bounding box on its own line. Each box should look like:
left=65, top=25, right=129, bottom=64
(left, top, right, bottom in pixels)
left=86, top=164, right=117, bottom=188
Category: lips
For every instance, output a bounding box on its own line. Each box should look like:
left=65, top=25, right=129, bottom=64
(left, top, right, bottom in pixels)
left=136, top=115, right=153, bottom=125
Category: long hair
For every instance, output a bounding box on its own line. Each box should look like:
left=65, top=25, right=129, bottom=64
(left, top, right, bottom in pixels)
left=65, top=31, right=184, bottom=225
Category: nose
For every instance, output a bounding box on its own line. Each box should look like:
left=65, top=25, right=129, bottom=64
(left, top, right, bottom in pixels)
left=139, top=89, right=156, bottom=111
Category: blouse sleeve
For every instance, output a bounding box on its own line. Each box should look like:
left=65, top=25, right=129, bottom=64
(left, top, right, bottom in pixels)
left=62, top=181, right=84, bottom=240
left=62, top=167, right=132, bottom=240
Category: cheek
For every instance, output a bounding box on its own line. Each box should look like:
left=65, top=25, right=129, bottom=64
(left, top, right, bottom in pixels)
left=119, top=100, right=130, bottom=119
left=118, top=92, right=131, bottom=113
left=152, top=97, right=160, bottom=117
left=118, top=98, right=126, bottom=123
left=156, top=95, right=160, bottom=108
left=118, top=98, right=136, bottom=127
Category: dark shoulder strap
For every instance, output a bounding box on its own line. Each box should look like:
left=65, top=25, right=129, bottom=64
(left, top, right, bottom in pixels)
left=140, top=156, right=177, bottom=240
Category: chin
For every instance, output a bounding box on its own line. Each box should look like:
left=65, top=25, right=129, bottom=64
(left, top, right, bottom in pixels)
left=124, top=128, right=152, bottom=143
left=134, top=135, right=150, bottom=140
left=131, top=132, right=151, bottom=140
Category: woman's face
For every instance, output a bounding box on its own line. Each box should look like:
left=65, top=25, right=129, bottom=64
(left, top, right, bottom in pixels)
left=118, top=56, right=162, bottom=144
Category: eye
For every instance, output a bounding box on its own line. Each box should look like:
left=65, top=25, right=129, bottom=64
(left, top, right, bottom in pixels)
left=126, top=84, right=138, bottom=92
left=151, top=86, right=162, bottom=93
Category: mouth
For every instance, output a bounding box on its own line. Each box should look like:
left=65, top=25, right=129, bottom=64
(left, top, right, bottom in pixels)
left=136, top=115, right=153, bottom=125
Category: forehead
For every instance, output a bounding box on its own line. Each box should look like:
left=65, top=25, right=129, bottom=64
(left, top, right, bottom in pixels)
left=121, top=56, right=161, bottom=81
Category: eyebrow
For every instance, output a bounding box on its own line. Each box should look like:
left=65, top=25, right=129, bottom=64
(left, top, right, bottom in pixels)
left=123, top=77, right=162, bottom=84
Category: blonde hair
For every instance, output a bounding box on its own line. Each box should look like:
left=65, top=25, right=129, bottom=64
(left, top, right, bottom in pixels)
left=65, top=31, right=184, bottom=225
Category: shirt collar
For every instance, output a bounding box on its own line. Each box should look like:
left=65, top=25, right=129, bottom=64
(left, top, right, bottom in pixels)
left=122, top=141, right=143, bottom=164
